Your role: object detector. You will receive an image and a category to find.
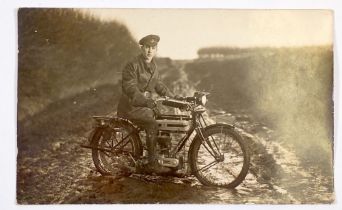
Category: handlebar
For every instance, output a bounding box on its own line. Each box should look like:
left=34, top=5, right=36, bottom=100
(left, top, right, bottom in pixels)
left=155, top=96, right=195, bottom=103
left=155, top=97, right=195, bottom=104
left=155, top=97, right=192, bottom=110
left=155, top=91, right=209, bottom=109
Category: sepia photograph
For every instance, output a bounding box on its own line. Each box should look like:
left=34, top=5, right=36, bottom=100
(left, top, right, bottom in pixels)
left=16, top=8, right=334, bottom=205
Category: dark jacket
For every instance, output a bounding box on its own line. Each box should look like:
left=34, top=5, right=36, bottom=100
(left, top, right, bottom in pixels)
left=117, top=54, right=173, bottom=117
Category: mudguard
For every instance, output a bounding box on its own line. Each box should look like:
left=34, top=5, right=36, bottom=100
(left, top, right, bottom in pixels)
left=202, top=123, right=235, bottom=130
left=193, top=123, right=235, bottom=139
left=87, top=116, right=140, bottom=143
left=189, top=123, right=236, bottom=154
left=92, top=116, right=137, bottom=129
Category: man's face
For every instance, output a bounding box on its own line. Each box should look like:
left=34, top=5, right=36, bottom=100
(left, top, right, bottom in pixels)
left=141, top=44, right=158, bottom=61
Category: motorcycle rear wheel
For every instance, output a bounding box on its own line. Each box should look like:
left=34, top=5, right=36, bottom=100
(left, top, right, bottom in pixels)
left=189, top=126, right=250, bottom=188
left=91, top=124, right=142, bottom=175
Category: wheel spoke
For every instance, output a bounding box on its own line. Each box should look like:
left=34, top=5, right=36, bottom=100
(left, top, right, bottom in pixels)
left=105, top=138, right=112, bottom=147
left=119, top=138, right=131, bottom=149
left=225, top=167, right=238, bottom=179
left=197, top=160, right=219, bottom=172
left=222, top=132, right=228, bottom=151
left=100, top=150, right=111, bottom=158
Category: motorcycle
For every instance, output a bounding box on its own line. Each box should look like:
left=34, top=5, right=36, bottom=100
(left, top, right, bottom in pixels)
left=82, top=91, right=250, bottom=188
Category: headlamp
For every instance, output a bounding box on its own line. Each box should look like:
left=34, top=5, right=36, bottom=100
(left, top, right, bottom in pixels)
left=194, top=91, right=209, bottom=105
left=201, top=95, right=207, bottom=105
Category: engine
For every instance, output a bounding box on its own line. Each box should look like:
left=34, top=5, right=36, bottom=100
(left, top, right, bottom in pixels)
left=155, top=114, right=191, bottom=168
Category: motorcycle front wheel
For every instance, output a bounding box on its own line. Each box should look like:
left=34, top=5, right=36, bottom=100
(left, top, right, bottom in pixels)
left=189, top=125, right=250, bottom=188
left=91, top=123, right=142, bottom=175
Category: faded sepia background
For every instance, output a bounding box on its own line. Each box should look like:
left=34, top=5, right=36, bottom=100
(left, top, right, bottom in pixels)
left=17, top=9, right=333, bottom=204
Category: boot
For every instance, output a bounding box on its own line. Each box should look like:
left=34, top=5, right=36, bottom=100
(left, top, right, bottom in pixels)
left=146, top=130, right=157, bottom=164
left=146, top=160, right=172, bottom=175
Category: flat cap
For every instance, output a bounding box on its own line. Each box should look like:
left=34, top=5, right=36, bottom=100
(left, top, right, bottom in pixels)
left=139, top=34, right=160, bottom=46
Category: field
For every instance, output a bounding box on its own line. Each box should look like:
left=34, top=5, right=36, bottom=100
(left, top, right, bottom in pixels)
left=185, top=46, right=333, bottom=168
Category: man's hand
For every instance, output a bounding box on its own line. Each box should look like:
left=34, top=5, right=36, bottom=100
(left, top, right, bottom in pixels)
left=146, top=99, right=160, bottom=116
left=146, top=99, right=156, bottom=109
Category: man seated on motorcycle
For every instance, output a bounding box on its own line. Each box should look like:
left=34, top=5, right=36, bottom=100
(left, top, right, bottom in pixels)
left=117, top=34, right=176, bottom=174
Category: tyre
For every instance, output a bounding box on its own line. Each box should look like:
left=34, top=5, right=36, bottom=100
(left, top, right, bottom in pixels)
left=91, top=122, right=142, bottom=175
left=189, top=125, right=250, bottom=188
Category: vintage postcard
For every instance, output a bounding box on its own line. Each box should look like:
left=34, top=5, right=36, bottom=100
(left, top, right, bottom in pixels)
left=17, top=8, right=333, bottom=204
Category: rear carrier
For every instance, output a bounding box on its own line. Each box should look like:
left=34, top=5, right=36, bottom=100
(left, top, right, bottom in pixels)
left=156, top=114, right=191, bottom=133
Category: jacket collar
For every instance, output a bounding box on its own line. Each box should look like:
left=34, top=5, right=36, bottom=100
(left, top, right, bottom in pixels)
left=139, top=54, right=156, bottom=74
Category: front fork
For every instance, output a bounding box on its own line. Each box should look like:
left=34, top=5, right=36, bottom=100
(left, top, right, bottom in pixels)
left=195, top=114, right=223, bottom=161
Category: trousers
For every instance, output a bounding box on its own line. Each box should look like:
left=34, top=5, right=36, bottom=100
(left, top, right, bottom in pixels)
left=120, top=107, right=158, bottom=163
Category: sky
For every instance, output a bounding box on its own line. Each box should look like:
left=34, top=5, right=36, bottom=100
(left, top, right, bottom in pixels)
left=84, top=9, right=333, bottom=59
